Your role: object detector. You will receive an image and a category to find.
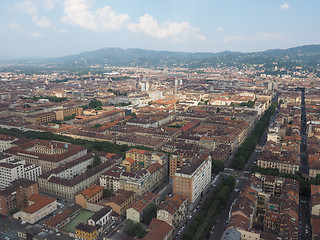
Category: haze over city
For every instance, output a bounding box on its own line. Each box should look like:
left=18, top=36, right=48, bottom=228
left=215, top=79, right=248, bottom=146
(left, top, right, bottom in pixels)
left=1, top=0, right=320, bottom=58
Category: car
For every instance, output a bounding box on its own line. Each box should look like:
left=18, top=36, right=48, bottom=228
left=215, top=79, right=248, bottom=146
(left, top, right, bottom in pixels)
left=306, top=229, right=308, bottom=234
left=193, top=209, right=197, bottom=213
left=187, top=215, right=192, bottom=220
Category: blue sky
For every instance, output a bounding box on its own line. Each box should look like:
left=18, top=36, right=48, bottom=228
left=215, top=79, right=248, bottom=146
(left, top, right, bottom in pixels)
left=0, top=0, right=320, bottom=58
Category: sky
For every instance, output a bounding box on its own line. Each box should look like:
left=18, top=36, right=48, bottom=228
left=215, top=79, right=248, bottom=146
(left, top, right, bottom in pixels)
left=0, top=0, right=320, bottom=58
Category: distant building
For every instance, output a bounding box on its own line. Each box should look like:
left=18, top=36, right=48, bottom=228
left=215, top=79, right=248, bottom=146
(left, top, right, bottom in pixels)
left=5, top=139, right=87, bottom=173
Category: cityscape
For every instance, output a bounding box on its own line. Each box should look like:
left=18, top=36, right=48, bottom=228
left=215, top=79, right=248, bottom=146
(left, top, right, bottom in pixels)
left=1, top=1, right=320, bottom=240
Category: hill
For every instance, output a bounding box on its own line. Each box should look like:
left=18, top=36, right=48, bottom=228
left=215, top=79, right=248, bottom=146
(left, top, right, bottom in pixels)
left=1, top=44, right=320, bottom=73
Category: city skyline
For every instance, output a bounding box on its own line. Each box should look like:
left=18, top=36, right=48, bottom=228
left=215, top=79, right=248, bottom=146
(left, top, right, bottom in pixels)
left=1, top=0, right=320, bottom=58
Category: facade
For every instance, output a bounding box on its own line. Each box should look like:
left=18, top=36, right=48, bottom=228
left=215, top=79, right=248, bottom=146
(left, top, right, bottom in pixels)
left=74, top=109, right=125, bottom=127
left=0, top=154, right=42, bottom=190
left=55, top=106, right=83, bottom=121
left=76, top=185, right=104, bottom=209
left=0, top=134, right=18, bottom=152
left=126, top=192, right=158, bottom=222
left=100, top=166, right=125, bottom=192
left=105, top=189, right=135, bottom=217
left=88, top=206, right=113, bottom=227
left=13, top=194, right=57, bottom=224
left=157, top=194, right=187, bottom=229
left=75, top=223, right=99, bottom=240
left=0, top=179, right=38, bottom=215
left=4, top=139, right=87, bottom=173
left=173, top=153, right=211, bottom=208
left=120, top=163, right=166, bottom=196
left=125, top=148, right=153, bottom=169
left=311, top=185, right=320, bottom=217
left=38, top=160, right=115, bottom=199
left=25, top=111, right=56, bottom=123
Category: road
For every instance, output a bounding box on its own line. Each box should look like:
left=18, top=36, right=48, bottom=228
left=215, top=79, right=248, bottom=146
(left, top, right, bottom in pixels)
left=209, top=97, right=279, bottom=240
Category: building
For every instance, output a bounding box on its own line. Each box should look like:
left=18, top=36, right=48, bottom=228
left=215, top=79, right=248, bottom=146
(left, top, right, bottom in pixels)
left=105, top=189, right=135, bottom=217
left=13, top=194, right=57, bottom=224
left=76, top=185, right=104, bottom=209
left=0, top=134, right=18, bottom=152
left=100, top=166, right=125, bottom=192
left=0, top=179, right=38, bottom=215
left=173, top=153, right=211, bottom=208
left=311, top=185, right=320, bottom=217
left=25, top=111, right=57, bottom=123
left=157, top=194, right=187, bottom=229
left=38, top=160, right=115, bottom=199
left=74, top=109, right=125, bottom=127
left=126, top=192, right=158, bottom=222
left=88, top=206, right=114, bottom=227
left=125, top=148, right=153, bottom=169
left=143, top=218, right=173, bottom=240
left=75, top=223, right=99, bottom=240
left=44, top=204, right=82, bottom=231
left=55, top=106, right=83, bottom=121
left=0, top=154, right=42, bottom=190
left=4, top=139, right=87, bottom=173
left=120, top=163, right=166, bottom=196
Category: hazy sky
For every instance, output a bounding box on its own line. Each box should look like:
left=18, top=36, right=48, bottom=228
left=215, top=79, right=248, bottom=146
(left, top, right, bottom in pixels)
left=1, top=0, right=320, bottom=58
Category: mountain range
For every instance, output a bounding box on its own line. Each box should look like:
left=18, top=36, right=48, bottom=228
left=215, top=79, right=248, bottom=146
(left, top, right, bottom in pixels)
left=1, top=44, right=320, bottom=72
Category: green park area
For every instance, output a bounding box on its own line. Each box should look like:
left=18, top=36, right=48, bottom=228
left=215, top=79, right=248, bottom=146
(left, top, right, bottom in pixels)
left=62, top=210, right=95, bottom=233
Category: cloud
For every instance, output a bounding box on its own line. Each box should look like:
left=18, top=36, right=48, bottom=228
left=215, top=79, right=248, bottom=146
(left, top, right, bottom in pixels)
left=224, top=33, right=290, bottom=42
left=32, top=16, right=54, bottom=28
left=42, top=0, right=61, bottom=10
left=60, top=28, right=69, bottom=34
left=9, top=22, right=43, bottom=37
left=217, top=27, right=224, bottom=32
left=127, top=13, right=206, bottom=42
left=61, top=0, right=129, bottom=31
left=280, top=3, right=290, bottom=10
left=8, top=23, right=25, bottom=34
left=29, top=32, right=43, bottom=38
left=14, top=0, right=37, bottom=15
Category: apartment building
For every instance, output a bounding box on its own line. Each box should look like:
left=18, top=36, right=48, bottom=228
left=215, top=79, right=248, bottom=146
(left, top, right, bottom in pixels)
left=0, top=154, right=41, bottom=190
left=105, top=189, right=135, bottom=217
left=100, top=166, right=125, bottom=192
left=76, top=185, right=104, bottom=209
left=173, top=153, right=211, bottom=208
left=75, top=223, right=99, bottom=240
left=126, top=192, right=158, bottom=222
left=157, top=194, right=187, bottom=229
left=0, top=179, right=38, bottom=215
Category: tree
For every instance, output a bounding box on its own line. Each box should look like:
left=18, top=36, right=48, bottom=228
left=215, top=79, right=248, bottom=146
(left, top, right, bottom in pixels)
left=92, top=153, right=102, bottom=167
left=125, top=220, right=145, bottom=238
left=103, top=189, right=112, bottom=198
left=88, top=99, right=102, bottom=109
left=212, top=159, right=224, bottom=174
left=143, top=203, right=157, bottom=225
